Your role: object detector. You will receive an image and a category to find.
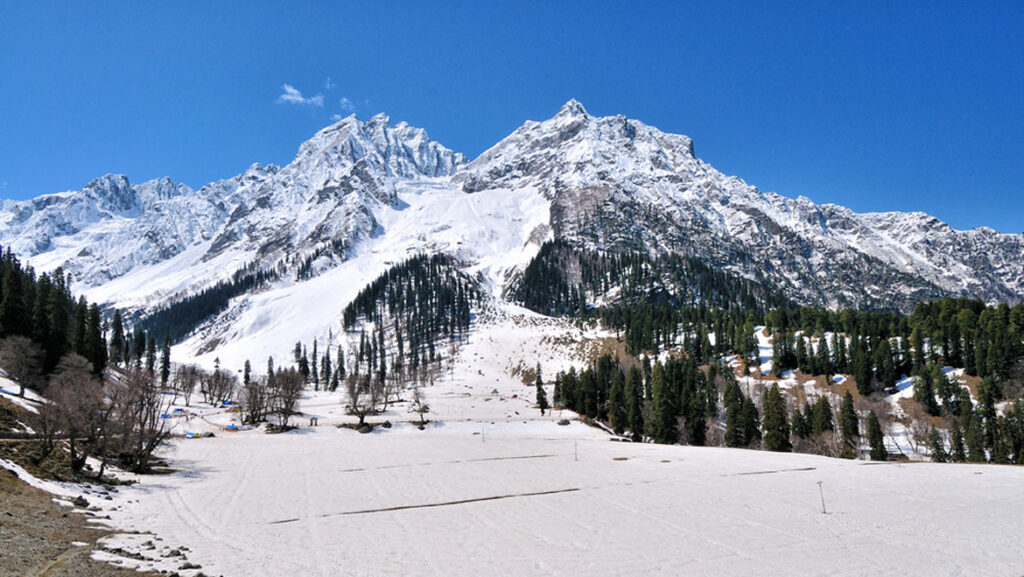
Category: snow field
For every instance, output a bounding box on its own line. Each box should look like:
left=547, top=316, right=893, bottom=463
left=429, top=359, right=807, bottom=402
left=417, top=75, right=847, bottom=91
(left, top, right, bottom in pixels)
left=94, top=425, right=1024, bottom=577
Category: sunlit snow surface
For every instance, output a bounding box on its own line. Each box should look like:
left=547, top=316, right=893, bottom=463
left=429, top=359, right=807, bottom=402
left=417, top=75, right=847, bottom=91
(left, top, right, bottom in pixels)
left=96, top=420, right=1023, bottom=577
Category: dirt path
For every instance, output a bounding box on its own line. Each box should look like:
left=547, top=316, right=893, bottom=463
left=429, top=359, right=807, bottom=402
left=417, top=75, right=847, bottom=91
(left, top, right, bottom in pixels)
left=30, top=545, right=90, bottom=577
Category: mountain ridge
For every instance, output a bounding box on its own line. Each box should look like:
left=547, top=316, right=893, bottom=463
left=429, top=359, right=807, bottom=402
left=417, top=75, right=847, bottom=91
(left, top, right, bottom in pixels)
left=0, top=100, right=1019, bottom=365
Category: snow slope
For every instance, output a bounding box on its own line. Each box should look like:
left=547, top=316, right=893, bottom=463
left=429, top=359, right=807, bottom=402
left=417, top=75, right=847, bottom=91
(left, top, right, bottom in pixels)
left=179, top=178, right=551, bottom=370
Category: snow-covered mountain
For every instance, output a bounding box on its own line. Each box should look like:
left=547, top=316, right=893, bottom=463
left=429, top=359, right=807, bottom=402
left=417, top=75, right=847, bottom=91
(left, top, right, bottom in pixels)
left=457, top=100, right=1023, bottom=308
left=1, top=100, right=1020, bottom=364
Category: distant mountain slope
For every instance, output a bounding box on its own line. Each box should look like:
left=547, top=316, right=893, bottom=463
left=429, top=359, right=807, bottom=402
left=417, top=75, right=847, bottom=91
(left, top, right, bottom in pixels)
left=1, top=100, right=1020, bottom=364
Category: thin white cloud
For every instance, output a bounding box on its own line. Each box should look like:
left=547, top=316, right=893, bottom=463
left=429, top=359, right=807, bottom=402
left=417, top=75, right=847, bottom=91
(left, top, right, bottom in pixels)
left=324, top=77, right=336, bottom=91
left=339, top=97, right=356, bottom=112
left=331, top=114, right=343, bottom=122
left=276, top=84, right=324, bottom=107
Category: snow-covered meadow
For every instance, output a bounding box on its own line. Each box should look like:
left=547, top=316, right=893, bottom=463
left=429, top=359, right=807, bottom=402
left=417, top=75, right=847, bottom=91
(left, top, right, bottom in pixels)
left=92, top=416, right=1024, bottom=577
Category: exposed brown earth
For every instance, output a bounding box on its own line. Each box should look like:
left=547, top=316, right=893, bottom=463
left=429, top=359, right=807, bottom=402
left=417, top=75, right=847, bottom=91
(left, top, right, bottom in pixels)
left=0, top=467, right=166, bottom=577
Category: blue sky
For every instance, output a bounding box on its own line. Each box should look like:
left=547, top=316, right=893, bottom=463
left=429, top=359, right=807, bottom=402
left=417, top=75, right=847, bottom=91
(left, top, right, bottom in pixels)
left=1, top=2, right=1021, bottom=232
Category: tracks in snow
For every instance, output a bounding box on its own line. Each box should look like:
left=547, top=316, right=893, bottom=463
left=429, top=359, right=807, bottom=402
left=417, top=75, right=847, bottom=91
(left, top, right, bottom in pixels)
left=268, top=487, right=582, bottom=524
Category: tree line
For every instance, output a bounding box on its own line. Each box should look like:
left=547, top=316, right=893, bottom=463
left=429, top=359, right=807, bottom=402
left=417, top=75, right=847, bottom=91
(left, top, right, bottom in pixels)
left=513, top=240, right=790, bottom=319
left=543, top=295, right=1024, bottom=465
left=135, top=260, right=280, bottom=343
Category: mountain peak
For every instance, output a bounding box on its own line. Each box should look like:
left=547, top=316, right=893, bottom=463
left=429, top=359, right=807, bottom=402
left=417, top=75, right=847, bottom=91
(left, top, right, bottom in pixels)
left=557, top=99, right=589, bottom=118
left=85, top=173, right=131, bottom=192
left=368, top=112, right=391, bottom=125
left=295, top=110, right=463, bottom=180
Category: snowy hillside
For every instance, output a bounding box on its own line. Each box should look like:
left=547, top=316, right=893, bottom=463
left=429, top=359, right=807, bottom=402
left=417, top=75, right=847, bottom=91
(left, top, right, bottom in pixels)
left=1, top=100, right=1021, bottom=369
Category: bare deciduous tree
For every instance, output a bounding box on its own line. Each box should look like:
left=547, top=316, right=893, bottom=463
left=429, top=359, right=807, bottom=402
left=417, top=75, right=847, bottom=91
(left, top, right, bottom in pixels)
left=47, top=353, right=100, bottom=473
left=243, top=375, right=270, bottom=425
left=381, top=370, right=401, bottom=409
left=173, top=364, right=201, bottom=406
left=31, top=396, right=63, bottom=463
left=0, top=335, right=43, bottom=397
left=902, top=403, right=934, bottom=457
left=346, top=374, right=378, bottom=426
left=116, top=367, right=174, bottom=473
left=409, top=386, right=430, bottom=427
left=202, top=367, right=237, bottom=406
left=268, top=367, right=304, bottom=428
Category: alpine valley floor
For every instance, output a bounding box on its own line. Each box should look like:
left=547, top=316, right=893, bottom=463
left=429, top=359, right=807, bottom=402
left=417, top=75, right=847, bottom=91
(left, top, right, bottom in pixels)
left=4, top=314, right=1023, bottom=576
left=91, top=421, right=1023, bottom=577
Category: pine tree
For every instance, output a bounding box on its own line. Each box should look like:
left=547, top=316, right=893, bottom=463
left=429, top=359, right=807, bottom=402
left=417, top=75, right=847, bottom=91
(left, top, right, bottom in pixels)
left=965, top=412, right=986, bottom=462
left=311, top=340, right=319, bottom=390
left=109, top=310, right=125, bottom=366
left=816, top=336, right=831, bottom=376
left=145, top=333, right=157, bottom=375
left=723, top=378, right=743, bottom=417
left=812, top=396, right=835, bottom=435
left=608, top=369, right=626, bottom=434
left=536, top=377, right=549, bottom=416
left=85, top=303, right=106, bottom=375
left=950, top=418, right=967, bottom=462
left=0, top=254, right=27, bottom=337
left=791, top=404, right=811, bottom=440
left=132, top=326, right=146, bottom=368
left=911, top=326, right=926, bottom=370
left=762, top=384, right=791, bottom=452
left=740, top=397, right=761, bottom=446
left=243, top=359, right=252, bottom=385
left=853, top=340, right=875, bottom=397
left=650, top=362, right=677, bottom=444
left=725, top=397, right=746, bottom=447
left=298, top=347, right=310, bottom=381
left=160, top=334, right=171, bottom=387
left=562, top=368, right=578, bottom=412
left=932, top=364, right=956, bottom=413
left=834, top=332, right=848, bottom=373
left=321, top=349, right=332, bottom=386
left=796, top=335, right=809, bottom=373
left=867, top=411, right=887, bottom=461
left=977, top=377, right=1000, bottom=454
left=71, top=296, right=87, bottom=356
left=913, top=365, right=941, bottom=416
left=874, top=339, right=897, bottom=391
left=839, top=391, right=859, bottom=457
left=928, top=427, right=948, bottom=463
left=552, top=373, right=563, bottom=407
left=626, top=366, right=644, bottom=441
